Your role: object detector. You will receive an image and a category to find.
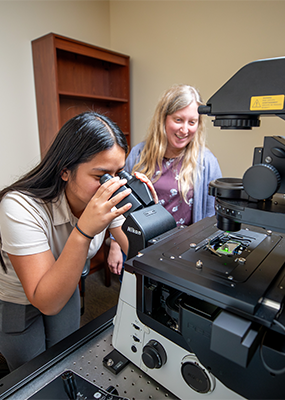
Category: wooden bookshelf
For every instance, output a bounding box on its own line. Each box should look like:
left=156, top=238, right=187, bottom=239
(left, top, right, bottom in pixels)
left=32, top=33, right=130, bottom=157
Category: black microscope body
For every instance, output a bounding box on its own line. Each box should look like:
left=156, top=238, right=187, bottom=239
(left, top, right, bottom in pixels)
left=112, top=58, right=285, bottom=400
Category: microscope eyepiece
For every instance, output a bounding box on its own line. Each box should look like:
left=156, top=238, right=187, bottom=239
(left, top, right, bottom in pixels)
left=100, top=173, right=113, bottom=185
left=118, top=170, right=132, bottom=181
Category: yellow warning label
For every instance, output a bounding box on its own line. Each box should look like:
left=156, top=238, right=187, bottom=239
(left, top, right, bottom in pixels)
left=250, top=95, right=285, bottom=111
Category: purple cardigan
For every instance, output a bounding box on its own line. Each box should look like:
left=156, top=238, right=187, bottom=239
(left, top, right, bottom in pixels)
left=125, top=142, right=222, bottom=224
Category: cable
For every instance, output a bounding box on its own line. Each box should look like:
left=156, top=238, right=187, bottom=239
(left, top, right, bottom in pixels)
left=259, top=318, right=285, bottom=375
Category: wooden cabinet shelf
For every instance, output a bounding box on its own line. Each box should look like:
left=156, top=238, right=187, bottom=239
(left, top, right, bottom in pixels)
left=59, top=91, right=129, bottom=103
left=32, top=33, right=131, bottom=157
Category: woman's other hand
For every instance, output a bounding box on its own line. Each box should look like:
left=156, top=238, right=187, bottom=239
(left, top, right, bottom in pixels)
left=107, top=239, right=124, bottom=275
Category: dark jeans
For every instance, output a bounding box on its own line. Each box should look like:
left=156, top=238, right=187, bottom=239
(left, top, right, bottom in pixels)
left=0, top=288, right=80, bottom=371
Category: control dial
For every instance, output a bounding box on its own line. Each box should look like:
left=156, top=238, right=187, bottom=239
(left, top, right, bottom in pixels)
left=142, top=340, right=167, bottom=369
left=243, top=163, right=281, bottom=200
left=181, top=356, right=215, bottom=394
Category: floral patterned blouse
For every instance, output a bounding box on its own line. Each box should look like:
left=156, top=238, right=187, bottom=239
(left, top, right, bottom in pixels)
left=153, top=158, right=193, bottom=226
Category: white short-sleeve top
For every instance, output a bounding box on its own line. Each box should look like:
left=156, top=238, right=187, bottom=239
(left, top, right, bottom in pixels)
left=0, top=191, right=124, bottom=305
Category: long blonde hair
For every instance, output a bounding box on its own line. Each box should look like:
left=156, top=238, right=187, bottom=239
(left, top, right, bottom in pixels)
left=132, top=84, right=206, bottom=203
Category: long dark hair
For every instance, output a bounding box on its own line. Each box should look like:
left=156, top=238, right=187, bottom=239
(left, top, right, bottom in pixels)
left=0, top=112, right=128, bottom=202
left=0, top=111, right=128, bottom=272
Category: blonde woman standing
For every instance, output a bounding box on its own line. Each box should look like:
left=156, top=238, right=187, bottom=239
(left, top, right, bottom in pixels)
left=108, top=85, right=222, bottom=274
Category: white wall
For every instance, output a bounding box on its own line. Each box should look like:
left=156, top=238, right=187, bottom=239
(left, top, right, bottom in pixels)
left=109, top=0, right=285, bottom=178
left=0, top=0, right=110, bottom=189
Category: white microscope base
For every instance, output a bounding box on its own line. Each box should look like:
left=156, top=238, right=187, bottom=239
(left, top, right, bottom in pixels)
left=113, top=271, right=245, bottom=400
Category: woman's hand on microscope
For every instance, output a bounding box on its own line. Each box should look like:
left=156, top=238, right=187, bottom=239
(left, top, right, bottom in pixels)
left=134, top=172, right=158, bottom=204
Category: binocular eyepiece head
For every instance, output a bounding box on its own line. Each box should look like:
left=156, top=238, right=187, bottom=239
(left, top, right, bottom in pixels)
left=100, top=170, right=155, bottom=212
left=99, top=170, right=133, bottom=186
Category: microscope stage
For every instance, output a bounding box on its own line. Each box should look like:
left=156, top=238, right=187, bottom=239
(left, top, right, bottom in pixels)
left=131, top=216, right=285, bottom=324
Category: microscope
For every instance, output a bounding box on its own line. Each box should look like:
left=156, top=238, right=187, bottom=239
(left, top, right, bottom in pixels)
left=112, top=57, right=285, bottom=400
left=100, top=170, right=177, bottom=259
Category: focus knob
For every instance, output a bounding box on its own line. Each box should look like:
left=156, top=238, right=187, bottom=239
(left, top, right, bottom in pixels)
left=243, top=163, right=281, bottom=200
left=142, top=340, right=167, bottom=369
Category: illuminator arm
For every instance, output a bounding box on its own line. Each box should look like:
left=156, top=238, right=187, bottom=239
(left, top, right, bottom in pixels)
left=199, top=57, right=285, bottom=129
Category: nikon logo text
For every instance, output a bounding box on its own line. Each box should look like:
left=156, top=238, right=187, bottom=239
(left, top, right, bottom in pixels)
left=127, top=226, right=142, bottom=235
